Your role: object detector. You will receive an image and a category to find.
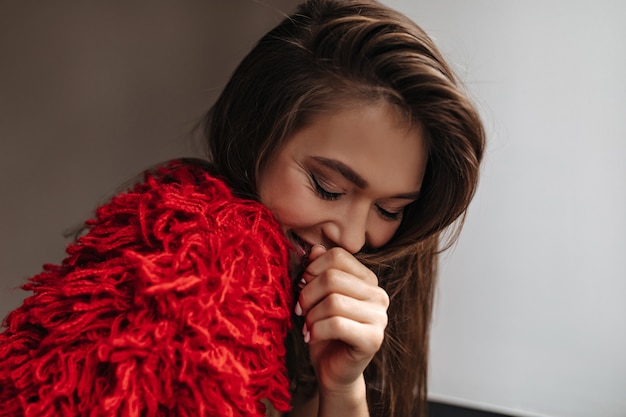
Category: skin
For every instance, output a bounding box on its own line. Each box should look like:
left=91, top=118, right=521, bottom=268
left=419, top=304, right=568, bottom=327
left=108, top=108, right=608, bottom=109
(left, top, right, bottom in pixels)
left=258, top=102, right=428, bottom=417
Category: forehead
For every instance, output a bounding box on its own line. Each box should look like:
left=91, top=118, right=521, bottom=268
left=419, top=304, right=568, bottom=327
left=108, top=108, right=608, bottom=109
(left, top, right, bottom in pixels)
left=284, top=103, right=427, bottom=194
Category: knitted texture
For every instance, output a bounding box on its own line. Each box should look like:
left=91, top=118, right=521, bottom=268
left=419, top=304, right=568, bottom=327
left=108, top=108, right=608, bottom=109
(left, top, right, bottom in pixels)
left=0, top=162, right=293, bottom=417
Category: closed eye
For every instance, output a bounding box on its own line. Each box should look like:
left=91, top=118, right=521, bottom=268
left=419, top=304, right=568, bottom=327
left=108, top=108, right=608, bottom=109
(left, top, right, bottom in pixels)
left=376, top=204, right=403, bottom=221
left=311, top=174, right=344, bottom=201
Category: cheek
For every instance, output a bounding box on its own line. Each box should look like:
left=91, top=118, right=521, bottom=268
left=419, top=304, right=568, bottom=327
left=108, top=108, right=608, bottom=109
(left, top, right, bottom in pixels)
left=270, top=193, right=323, bottom=230
left=260, top=170, right=319, bottom=228
left=367, top=218, right=402, bottom=249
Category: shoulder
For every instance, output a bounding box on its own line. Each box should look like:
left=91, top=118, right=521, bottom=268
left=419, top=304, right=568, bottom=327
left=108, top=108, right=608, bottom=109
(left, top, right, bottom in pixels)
left=145, top=159, right=288, bottom=252
left=90, top=158, right=287, bottom=254
left=56, top=158, right=292, bottom=294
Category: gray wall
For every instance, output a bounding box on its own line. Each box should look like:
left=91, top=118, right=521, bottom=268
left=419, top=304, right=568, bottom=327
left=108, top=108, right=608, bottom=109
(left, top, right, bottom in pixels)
left=2, top=1, right=625, bottom=417
left=385, top=1, right=626, bottom=416
left=0, top=0, right=297, bottom=313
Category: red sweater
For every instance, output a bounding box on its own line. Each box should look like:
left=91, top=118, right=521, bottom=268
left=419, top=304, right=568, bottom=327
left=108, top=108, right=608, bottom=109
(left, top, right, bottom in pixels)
left=0, top=162, right=293, bottom=417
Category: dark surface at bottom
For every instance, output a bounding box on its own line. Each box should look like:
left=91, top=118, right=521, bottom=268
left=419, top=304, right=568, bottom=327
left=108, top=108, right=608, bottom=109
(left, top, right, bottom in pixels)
left=429, top=401, right=515, bottom=417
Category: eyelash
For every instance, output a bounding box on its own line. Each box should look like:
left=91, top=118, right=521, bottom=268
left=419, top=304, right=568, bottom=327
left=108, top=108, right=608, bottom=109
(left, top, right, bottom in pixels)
left=376, top=206, right=402, bottom=221
left=311, top=173, right=403, bottom=222
left=311, top=174, right=343, bottom=200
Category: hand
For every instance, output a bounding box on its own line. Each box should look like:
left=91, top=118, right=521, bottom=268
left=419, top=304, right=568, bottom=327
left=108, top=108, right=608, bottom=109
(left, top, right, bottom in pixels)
left=296, top=245, right=390, bottom=395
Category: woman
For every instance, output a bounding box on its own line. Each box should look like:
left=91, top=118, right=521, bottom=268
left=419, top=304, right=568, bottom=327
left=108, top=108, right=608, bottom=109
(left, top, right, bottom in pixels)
left=0, top=1, right=484, bottom=416
left=207, top=0, right=484, bottom=415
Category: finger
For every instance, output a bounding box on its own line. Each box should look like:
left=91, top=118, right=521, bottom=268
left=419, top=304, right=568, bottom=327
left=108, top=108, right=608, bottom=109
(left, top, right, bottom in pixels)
left=298, top=268, right=389, bottom=315
left=308, top=244, right=327, bottom=262
left=299, top=244, right=327, bottom=288
left=304, top=292, right=388, bottom=329
left=304, top=247, right=377, bottom=285
left=307, top=316, right=386, bottom=355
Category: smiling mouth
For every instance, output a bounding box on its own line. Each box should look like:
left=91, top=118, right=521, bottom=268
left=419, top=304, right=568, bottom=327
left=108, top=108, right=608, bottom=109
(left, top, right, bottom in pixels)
left=285, top=231, right=312, bottom=281
left=287, top=231, right=312, bottom=260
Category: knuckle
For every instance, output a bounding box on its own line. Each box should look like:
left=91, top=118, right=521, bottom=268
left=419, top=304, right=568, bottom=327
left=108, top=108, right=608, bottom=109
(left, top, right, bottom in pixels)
left=377, top=310, right=389, bottom=328
left=318, top=268, right=339, bottom=290
left=327, top=247, right=346, bottom=263
left=379, top=288, right=390, bottom=309
left=365, top=269, right=378, bottom=285
left=328, top=316, right=346, bottom=334
left=371, top=286, right=390, bottom=308
left=327, top=293, right=350, bottom=315
left=326, top=292, right=343, bottom=311
left=364, top=327, right=385, bottom=354
left=375, top=328, right=386, bottom=347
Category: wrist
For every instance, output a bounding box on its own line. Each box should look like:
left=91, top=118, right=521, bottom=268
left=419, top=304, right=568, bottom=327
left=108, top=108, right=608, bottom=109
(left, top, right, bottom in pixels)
left=317, top=375, right=369, bottom=416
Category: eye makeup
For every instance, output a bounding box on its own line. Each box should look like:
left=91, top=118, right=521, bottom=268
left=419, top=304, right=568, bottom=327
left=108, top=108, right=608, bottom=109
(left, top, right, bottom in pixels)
left=310, top=172, right=344, bottom=201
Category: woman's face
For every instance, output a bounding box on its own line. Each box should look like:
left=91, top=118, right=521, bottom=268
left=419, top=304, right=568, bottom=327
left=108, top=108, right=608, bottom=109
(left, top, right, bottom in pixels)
left=258, top=103, right=428, bottom=257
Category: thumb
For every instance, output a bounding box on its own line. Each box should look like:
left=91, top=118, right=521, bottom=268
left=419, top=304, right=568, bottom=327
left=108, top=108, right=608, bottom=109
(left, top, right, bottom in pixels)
left=307, top=244, right=327, bottom=262
left=300, top=244, right=327, bottom=285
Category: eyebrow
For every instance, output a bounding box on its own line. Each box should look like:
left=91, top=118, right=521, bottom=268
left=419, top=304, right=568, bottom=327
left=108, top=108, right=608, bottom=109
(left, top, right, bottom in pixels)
left=311, top=156, right=421, bottom=200
left=312, top=156, right=368, bottom=188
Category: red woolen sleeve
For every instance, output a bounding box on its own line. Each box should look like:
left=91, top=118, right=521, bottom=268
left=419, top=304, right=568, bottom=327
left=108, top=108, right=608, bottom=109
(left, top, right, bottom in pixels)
left=0, top=163, right=293, bottom=417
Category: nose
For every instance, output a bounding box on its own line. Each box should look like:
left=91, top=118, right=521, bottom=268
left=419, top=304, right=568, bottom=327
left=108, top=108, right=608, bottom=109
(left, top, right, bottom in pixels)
left=322, top=204, right=368, bottom=254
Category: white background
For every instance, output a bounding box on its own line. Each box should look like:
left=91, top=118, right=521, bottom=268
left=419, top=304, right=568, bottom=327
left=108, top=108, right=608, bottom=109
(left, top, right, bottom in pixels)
left=1, top=1, right=625, bottom=416
left=385, top=1, right=626, bottom=416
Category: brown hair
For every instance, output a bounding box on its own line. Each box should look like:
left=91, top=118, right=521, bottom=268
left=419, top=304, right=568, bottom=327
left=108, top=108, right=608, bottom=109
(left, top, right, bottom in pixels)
left=204, top=1, right=485, bottom=415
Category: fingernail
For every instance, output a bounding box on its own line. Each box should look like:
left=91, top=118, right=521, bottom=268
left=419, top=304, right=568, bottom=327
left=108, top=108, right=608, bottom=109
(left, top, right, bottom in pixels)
left=295, top=301, right=303, bottom=316
left=302, top=323, right=310, bottom=343
left=298, top=277, right=307, bottom=290
left=306, top=244, right=327, bottom=265
left=311, top=244, right=326, bottom=252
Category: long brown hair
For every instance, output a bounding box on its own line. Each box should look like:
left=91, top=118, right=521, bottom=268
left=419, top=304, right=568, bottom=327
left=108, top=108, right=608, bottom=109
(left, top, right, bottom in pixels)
left=204, top=1, right=485, bottom=415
